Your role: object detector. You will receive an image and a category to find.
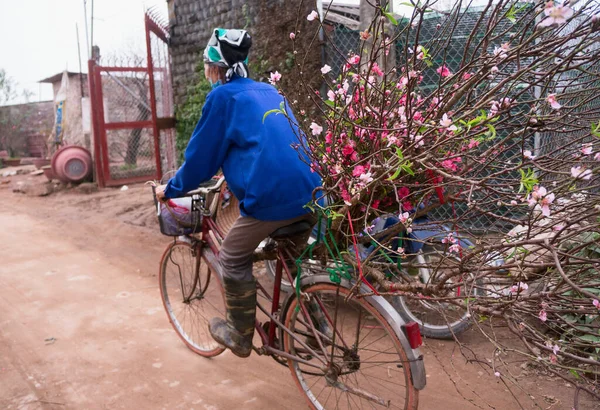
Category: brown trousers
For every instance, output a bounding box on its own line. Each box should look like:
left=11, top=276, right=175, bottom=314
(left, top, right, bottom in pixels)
left=220, top=214, right=315, bottom=281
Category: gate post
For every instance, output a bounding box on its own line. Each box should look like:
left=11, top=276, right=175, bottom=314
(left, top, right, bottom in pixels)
left=145, top=13, right=163, bottom=180
left=88, top=58, right=105, bottom=188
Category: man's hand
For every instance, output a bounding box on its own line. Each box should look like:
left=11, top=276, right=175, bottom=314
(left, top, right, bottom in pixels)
left=155, top=184, right=168, bottom=202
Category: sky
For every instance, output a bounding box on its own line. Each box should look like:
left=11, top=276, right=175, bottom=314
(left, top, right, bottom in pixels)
left=0, top=0, right=168, bottom=104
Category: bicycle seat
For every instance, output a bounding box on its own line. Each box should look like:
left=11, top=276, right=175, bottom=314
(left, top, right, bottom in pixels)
left=270, top=221, right=312, bottom=240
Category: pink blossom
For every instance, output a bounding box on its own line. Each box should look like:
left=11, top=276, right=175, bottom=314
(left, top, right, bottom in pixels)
left=289, top=32, right=296, bottom=40
left=539, top=310, right=547, bottom=322
left=593, top=299, right=600, bottom=309
left=510, top=200, right=518, bottom=205
left=398, top=186, right=410, bottom=199
left=396, top=77, right=409, bottom=89
left=552, top=344, right=560, bottom=355
left=327, top=89, right=336, bottom=101
left=494, top=371, right=501, bottom=377
left=449, top=244, right=461, bottom=253
left=462, top=72, right=473, bottom=81
left=436, top=65, right=452, bottom=77
left=342, top=145, right=355, bottom=157
left=269, top=71, right=282, bottom=85
left=360, top=30, right=371, bottom=40
left=510, top=282, right=529, bottom=294
left=441, top=157, right=462, bottom=172
left=595, top=153, right=600, bottom=161
left=399, top=212, right=410, bottom=224
left=442, top=233, right=456, bottom=244
left=571, top=166, right=593, bottom=180
left=528, top=186, right=555, bottom=217
left=581, top=143, right=593, bottom=155
left=307, top=10, right=319, bottom=21
left=501, top=98, right=512, bottom=108
left=524, top=150, right=536, bottom=160
left=539, top=2, right=574, bottom=27
left=468, top=139, right=480, bottom=149
left=348, top=54, right=360, bottom=65
left=493, top=46, right=508, bottom=60
left=325, top=132, right=333, bottom=144
left=439, top=113, right=457, bottom=131
left=490, top=66, right=499, bottom=74
left=309, top=122, right=323, bottom=135
left=352, top=165, right=366, bottom=177
left=321, top=64, right=332, bottom=75
left=546, top=94, right=561, bottom=110
left=359, top=172, right=373, bottom=184
left=371, top=62, right=384, bottom=77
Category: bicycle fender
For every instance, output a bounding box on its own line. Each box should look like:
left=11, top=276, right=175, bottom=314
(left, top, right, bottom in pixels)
left=291, top=275, right=427, bottom=391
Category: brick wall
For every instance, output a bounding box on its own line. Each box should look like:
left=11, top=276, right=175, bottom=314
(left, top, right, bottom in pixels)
left=0, top=101, right=54, bottom=158
left=168, top=0, right=257, bottom=105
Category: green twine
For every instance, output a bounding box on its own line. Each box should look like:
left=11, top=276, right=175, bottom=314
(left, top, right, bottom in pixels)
left=292, top=208, right=353, bottom=311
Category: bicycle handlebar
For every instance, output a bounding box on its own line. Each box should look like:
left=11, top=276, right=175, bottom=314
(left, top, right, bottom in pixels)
left=185, top=176, right=226, bottom=196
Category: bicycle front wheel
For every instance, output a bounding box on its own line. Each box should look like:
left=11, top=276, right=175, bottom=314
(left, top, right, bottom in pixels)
left=283, top=282, right=419, bottom=410
left=159, top=241, right=226, bottom=357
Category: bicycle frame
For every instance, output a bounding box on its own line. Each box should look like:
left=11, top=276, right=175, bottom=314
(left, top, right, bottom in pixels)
left=199, top=212, right=330, bottom=367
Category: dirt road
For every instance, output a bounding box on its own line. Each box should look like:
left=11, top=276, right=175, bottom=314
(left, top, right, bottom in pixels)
left=0, top=178, right=595, bottom=409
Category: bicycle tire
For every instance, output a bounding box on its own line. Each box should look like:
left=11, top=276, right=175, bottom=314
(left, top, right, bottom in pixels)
left=282, top=280, right=419, bottom=410
left=159, top=241, right=226, bottom=357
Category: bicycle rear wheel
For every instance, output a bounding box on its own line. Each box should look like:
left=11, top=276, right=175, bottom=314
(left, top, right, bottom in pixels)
left=283, top=282, right=418, bottom=410
left=159, top=241, right=226, bottom=357
left=389, top=245, right=482, bottom=339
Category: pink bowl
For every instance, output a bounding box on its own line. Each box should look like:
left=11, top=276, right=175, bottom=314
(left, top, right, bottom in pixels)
left=51, top=146, right=93, bottom=183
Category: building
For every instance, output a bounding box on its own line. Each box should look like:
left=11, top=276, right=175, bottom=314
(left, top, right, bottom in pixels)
left=39, top=71, right=92, bottom=154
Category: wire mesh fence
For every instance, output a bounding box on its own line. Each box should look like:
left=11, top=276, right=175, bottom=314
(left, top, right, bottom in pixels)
left=97, top=65, right=158, bottom=181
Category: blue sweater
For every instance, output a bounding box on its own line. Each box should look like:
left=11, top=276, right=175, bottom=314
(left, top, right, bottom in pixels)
left=165, top=76, right=321, bottom=221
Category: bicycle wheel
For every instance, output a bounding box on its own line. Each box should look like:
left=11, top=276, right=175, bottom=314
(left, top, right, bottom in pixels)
left=283, top=282, right=419, bottom=410
left=159, top=241, right=226, bottom=357
left=389, top=245, right=483, bottom=339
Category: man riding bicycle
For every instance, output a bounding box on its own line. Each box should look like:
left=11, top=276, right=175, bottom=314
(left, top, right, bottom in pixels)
left=155, top=28, right=320, bottom=358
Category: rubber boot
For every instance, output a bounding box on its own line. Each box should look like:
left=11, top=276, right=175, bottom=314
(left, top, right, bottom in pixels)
left=208, top=277, right=257, bottom=358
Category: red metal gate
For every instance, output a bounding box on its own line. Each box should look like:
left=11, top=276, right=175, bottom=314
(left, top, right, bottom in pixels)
left=88, top=11, right=175, bottom=187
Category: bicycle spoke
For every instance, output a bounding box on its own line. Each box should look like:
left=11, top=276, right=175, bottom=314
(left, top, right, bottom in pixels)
left=160, top=242, right=225, bottom=357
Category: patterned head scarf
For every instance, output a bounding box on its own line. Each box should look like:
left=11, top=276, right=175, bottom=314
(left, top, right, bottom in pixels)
left=203, top=28, right=252, bottom=81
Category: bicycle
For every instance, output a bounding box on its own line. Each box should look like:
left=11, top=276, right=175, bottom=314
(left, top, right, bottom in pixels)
left=153, top=177, right=427, bottom=409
